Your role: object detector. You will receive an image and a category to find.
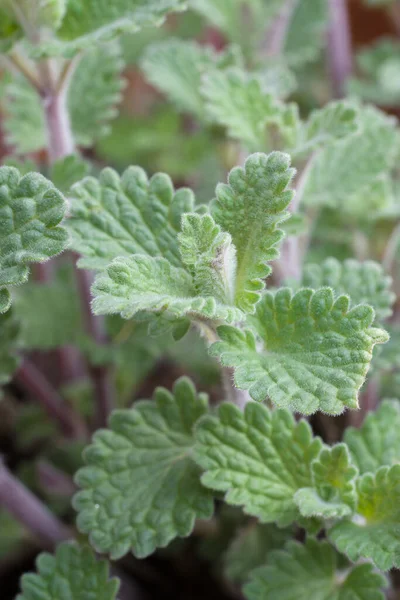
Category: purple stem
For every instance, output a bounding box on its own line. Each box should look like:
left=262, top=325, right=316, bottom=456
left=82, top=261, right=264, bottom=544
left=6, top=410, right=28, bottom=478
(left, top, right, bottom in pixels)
left=0, top=459, right=71, bottom=548
left=327, top=0, right=353, bottom=98
left=264, top=0, right=297, bottom=57
left=15, top=360, right=87, bottom=439
left=74, top=264, right=114, bottom=428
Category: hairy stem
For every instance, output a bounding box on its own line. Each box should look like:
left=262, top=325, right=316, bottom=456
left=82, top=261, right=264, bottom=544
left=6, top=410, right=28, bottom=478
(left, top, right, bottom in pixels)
left=75, top=265, right=115, bottom=428
left=0, top=459, right=71, bottom=549
left=14, top=360, right=87, bottom=439
left=327, top=0, right=353, bottom=98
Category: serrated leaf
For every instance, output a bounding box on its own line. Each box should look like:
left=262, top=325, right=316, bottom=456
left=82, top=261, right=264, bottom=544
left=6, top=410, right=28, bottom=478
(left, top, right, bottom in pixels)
left=33, top=0, right=186, bottom=57
left=303, top=106, right=400, bottom=212
left=74, top=377, right=214, bottom=559
left=16, top=541, right=119, bottom=600
left=12, top=266, right=82, bottom=350
left=344, top=399, right=400, bottom=474
left=224, top=523, right=293, bottom=583
left=0, top=310, right=20, bottom=387
left=0, top=166, right=68, bottom=311
left=140, top=39, right=220, bottom=118
left=194, top=401, right=323, bottom=526
left=244, top=538, right=387, bottom=600
left=211, top=152, right=295, bottom=312
left=329, top=465, right=400, bottom=570
left=91, top=253, right=242, bottom=324
left=294, top=444, right=358, bottom=519
left=202, top=68, right=282, bottom=150
left=300, top=258, right=395, bottom=322
left=49, top=155, right=91, bottom=194
left=292, top=101, right=359, bottom=157
left=68, top=165, right=194, bottom=270
left=3, top=42, right=125, bottom=153
left=179, top=213, right=237, bottom=305
left=210, top=288, right=388, bottom=415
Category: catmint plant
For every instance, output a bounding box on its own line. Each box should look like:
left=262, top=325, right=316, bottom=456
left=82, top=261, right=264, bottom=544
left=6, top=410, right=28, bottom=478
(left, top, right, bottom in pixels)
left=0, top=1, right=400, bottom=599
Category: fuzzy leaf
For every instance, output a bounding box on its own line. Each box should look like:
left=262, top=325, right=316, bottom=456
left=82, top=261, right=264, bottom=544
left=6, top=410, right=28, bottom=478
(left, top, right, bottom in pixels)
left=68, top=165, right=194, bottom=270
left=3, top=42, right=124, bottom=153
left=300, top=258, right=395, bottom=322
left=74, top=378, right=214, bottom=559
left=0, top=167, right=68, bottom=311
left=282, top=0, right=328, bottom=67
left=194, top=402, right=323, bottom=526
left=16, top=541, right=119, bottom=600
left=210, top=288, right=388, bottom=415
left=211, top=152, right=295, bottom=312
left=293, top=101, right=359, bottom=157
left=344, top=399, right=400, bottom=474
left=244, top=538, right=387, bottom=600
left=329, top=465, right=400, bottom=570
left=33, top=0, right=186, bottom=56
left=294, top=444, right=358, bottom=519
left=50, top=155, right=91, bottom=194
left=224, top=523, right=293, bottom=583
left=303, top=106, right=399, bottom=212
left=178, top=213, right=236, bottom=305
left=202, top=68, right=281, bottom=150
left=91, top=253, right=242, bottom=324
left=140, top=39, right=220, bottom=118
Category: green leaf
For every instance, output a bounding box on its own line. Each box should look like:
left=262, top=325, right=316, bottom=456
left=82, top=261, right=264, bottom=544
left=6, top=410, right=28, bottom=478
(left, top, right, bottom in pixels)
left=224, top=523, right=293, bottom=583
left=344, top=399, right=400, bottom=474
left=210, top=288, right=388, bottom=415
left=68, top=165, right=194, bottom=270
left=282, top=0, right=328, bottom=67
left=194, top=401, right=323, bottom=526
left=49, top=155, right=91, bottom=194
left=16, top=541, right=119, bottom=600
left=300, top=258, right=395, bottom=322
left=0, top=310, right=20, bottom=387
left=91, top=253, right=242, bottom=324
left=74, top=377, right=214, bottom=559
left=140, top=39, right=220, bottom=118
left=292, top=101, right=359, bottom=157
left=0, top=166, right=68, bottom=311
left=3, top=42, right=125, bottom=153
left=211, top=152, right=295, bottom=312
left=202, top=68, right=281, bottom=150
left=178, top=213, right=236, bottom=305
left=329, top=465, right=400, bottom=570
left=294, top=444, right=358, bottom=519
left=303, top=106, right=400, bottom=212
left=244, top=538, right=387, bottom=600
left=12, top=266, right=82, bottom=350
left=34, top=0, right=186, bottom=57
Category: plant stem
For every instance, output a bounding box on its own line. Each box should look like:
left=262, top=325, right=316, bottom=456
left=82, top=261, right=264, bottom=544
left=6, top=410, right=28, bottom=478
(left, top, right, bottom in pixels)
left=221, top=368, right=251, bottom=410
left=0, top=459, right=71, bottom=549
left=74, top=265, right=114, bottom=428
left=264, top=0, right=297, bottom=57
left=14, top=360, right=87, bottom=439
left=327, top=0, right=353, bottom=98
left=382, top=222, right=400, bottom=273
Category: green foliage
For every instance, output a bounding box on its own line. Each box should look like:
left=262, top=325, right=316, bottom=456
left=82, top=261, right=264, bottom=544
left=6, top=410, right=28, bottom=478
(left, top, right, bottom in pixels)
left=68, top=164, right=194, bottom=270
left=302, top=106, right=399, bottom=215
left=344, top=400, right=400, bottom=474
left=74, top=378, right=214, bottom=559
left=329, top=465, right=400, bottom=570
left=224, top=523, right=293, bottom=583
left=3, top=42, right=125, bottom=153
left=194, top=401, right=323, bottom=526
left=294, top=444, right=358, bottom=519
left=0, top=166, right=68, bottom=312
left=34, top=0, right=187, bottom=56
left=300, top=258, right=395, bottom=322
left=211, top=152, right=295, bottom=312
left=0, top=310, right=20, bottom=386
left=211, top=288, right=388, bottom=415
left=16, top=542, right=119, bottom=600
left=49, top=155, right=91, bottom=194
left=244, top=538, right=387, bottom=600
left=140, top=39, right=220, bottom=118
